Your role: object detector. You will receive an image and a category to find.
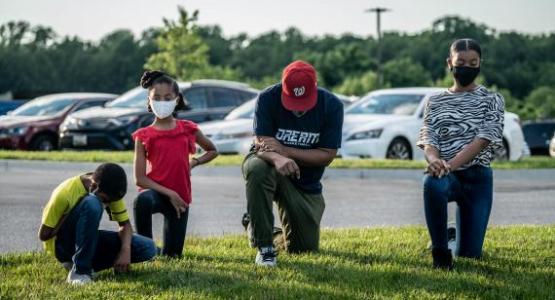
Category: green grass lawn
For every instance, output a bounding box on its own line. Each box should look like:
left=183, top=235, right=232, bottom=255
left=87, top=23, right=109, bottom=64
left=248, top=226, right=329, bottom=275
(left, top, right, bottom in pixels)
left=1, top=226, right=554, bottom=299
left=1, top=150, right=555, bottom=169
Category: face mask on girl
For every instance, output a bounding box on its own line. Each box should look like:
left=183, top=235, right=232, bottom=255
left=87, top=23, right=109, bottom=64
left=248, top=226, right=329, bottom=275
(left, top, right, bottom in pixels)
left=150, top=97, right=178, bottom=119
left=451, top=66, right=480, bottom=87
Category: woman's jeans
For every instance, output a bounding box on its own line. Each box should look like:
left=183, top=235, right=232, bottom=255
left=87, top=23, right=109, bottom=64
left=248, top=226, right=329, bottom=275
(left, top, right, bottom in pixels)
left=423, top=165, right=493, bottom=258
left=134, top=190, right=189, bottom=257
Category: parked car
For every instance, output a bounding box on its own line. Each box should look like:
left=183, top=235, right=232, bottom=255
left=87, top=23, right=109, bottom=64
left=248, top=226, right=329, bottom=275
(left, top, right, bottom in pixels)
left=340, top=87, right=527, bottom=161
left=200, top=99, right=256, bottom=154
left=335, top=94, right=360, bottom=108
left=522, top=120, right=555, bottom=155
left=550, top=133, right=555, bottom=157
left=0, top=100, right=27, bottom=116
left=0, top=93, right=116, bottom=150
left=59, top=80, right=259, bottom=150
left=200, top=91, right=358, bottom=155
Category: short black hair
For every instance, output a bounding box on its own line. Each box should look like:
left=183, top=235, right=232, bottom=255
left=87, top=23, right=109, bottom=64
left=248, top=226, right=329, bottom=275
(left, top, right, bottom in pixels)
left=449, top=38, right=482, bottom=58
left=92, top=163, right=127, bottom=201
left=140, top=70, right=188, bottom=113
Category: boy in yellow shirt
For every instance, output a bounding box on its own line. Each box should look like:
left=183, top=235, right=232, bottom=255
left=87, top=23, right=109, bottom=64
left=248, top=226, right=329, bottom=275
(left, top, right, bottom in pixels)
left=39, top=163, right=156, bottom=285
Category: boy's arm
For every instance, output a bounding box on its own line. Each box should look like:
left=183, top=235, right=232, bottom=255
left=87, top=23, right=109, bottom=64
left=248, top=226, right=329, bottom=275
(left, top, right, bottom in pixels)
left=38, top=192, right=70, bottom=241
left=38, top=212, right=70, bottom=241
left=113, top=220, right=132, bottom=273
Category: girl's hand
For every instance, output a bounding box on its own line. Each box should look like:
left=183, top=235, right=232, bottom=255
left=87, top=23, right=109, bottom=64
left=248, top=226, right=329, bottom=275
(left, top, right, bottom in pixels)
left=426, top=158, right=450, bottom=177
left=167, top=191, right=188, bottom=219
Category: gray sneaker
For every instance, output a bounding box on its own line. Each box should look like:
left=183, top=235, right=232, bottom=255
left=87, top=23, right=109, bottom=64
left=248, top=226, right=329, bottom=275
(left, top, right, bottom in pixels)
left=255, top=246, right=277, bottom=267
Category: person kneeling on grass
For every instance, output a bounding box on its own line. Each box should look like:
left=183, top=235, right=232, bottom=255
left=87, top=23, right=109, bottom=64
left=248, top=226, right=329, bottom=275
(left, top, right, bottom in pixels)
left=417, top=38, right=505, bottom=270
left=243, top=60, right=343, bottom=267
left=38, top=163, right=157, bottom=285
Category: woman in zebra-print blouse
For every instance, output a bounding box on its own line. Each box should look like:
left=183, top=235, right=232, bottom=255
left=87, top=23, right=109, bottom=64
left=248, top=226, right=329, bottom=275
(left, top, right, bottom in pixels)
left=416, top=39, right=505, bottom=270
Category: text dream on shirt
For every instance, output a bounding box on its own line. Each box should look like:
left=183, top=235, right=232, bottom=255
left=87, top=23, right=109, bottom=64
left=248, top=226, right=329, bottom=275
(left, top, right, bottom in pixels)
left=276, top=128, right=320, bottom=147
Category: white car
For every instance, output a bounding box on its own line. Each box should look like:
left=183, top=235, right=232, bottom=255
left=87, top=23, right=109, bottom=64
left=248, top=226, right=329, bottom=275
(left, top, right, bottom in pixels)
left=341, top=87, right=527, bottom=161
left=200, top=99, right=256, bottom=154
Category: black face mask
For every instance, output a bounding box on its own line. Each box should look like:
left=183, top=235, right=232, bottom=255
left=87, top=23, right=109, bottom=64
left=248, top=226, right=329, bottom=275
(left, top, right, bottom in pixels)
left=451, top=66, right=480, bottom=87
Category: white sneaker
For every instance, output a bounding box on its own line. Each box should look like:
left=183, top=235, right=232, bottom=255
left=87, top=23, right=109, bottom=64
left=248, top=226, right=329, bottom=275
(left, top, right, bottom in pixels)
left=255, top=246, right=277, bottom=267
left=66, top=269, right=93, bottom=285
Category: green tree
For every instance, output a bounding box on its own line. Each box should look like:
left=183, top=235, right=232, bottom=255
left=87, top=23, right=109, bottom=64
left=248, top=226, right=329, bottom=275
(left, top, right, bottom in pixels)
left=145, top=7, right=241, bottom=81
left=334, top=71, right=380, bottom=96
left=524, top=86, right=555, bottom=120
left=383, top=58, right=432, bottom=87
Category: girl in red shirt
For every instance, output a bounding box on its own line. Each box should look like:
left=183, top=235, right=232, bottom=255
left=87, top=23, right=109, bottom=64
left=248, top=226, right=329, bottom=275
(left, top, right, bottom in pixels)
left=132, top=70, right=218, bottom=257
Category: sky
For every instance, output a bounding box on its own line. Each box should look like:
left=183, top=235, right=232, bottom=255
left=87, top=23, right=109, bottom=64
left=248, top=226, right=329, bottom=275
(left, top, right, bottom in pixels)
left=0, top=0, right=553, bottom=41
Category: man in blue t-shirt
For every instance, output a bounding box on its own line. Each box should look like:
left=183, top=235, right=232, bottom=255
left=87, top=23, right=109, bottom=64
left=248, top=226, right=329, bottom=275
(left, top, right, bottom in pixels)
left=242, top=60, right=343, bottom=267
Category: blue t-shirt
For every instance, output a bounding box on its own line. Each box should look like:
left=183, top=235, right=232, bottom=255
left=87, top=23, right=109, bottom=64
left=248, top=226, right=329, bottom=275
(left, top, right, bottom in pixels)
left=253, top=83, right=344, bottom=194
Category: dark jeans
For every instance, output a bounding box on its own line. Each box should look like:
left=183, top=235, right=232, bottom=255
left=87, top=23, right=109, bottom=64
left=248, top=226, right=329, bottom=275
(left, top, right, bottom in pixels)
left=423, top=165, right=493, bottom=258
left=55, top=195, right=157, bottom=275
left=134, top=190, right=189, bottom=257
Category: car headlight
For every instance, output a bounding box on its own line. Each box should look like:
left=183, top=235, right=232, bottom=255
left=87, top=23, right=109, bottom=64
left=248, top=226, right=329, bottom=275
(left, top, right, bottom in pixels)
left=4, top=126, right=28, bottom=136
left=61, top=116, right=79, bottom=131
left=109, top=116, right=138, bottom=127
left=347, top=128, right=383, bottom=140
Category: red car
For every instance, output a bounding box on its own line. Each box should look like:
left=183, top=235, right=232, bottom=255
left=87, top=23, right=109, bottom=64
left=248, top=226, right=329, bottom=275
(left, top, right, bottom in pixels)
left=0, top=93, right=117, bottom=150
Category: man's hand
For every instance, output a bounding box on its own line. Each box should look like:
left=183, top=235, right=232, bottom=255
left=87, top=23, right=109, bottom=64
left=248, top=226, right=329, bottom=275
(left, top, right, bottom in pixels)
left=273, top=154, right=300, bottom=179
left=113, top=247, right=131, bottom=273
left=426, top=158, right=451, bottom=177
left=256, top=137, right=288, bottom=156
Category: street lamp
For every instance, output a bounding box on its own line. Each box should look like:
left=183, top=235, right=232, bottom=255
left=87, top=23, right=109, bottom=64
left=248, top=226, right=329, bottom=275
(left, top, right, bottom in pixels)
left=365, top=7, right=391, bottom=88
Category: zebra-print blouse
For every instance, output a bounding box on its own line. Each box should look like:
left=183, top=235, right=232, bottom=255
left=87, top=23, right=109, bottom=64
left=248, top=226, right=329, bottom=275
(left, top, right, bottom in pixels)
left=416, top=85, right=505, bottom=169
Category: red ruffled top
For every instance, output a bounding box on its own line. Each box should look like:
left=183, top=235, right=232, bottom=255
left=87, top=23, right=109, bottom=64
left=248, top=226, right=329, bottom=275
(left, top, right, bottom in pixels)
left=132, top=120, right=198, bottom=204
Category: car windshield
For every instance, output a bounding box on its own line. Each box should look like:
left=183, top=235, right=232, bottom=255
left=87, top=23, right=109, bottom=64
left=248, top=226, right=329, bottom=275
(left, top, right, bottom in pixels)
left=345, top=94, right=424, bottom=116
left=11, top=97, right=75, bottom=116
left=224, top=99, right=256, bottom=120
left=106, top=87, right=148, bottom=109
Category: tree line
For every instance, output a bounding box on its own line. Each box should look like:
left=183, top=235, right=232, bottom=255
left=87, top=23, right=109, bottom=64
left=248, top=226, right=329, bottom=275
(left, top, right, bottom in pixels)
left=1, top=7, right=553, bottom=120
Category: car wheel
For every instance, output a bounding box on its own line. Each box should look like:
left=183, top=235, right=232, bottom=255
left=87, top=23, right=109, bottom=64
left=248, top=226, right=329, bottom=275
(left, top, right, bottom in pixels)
left=493, top=139, right=510, bottom=161
left=30, top=135, right=56, bottom=151
left=386, top=138, right=412, bottom=160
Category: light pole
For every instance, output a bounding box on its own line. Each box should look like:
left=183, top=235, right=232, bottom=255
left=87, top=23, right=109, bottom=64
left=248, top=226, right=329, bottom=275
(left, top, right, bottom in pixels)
left=365, top=7, right=390, bottom=88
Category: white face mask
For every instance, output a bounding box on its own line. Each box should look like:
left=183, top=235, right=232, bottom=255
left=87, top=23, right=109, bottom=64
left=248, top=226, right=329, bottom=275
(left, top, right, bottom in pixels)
left=150, top=98, right=177, bottom=119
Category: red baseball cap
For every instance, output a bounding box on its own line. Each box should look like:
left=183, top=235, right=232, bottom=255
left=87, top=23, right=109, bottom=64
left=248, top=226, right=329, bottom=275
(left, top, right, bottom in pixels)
left=281, top=60, right=318, bottom=111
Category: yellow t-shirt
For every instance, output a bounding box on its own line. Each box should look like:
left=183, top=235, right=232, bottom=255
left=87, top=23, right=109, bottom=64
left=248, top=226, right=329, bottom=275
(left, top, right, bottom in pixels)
left=41, top=174, right=129, bottom=255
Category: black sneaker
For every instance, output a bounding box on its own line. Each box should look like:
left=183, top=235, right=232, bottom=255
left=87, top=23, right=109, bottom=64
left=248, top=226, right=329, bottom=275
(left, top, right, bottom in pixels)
left=432, top=247, right=453, bottom=270
left=241, top=212, right=250, bottom=230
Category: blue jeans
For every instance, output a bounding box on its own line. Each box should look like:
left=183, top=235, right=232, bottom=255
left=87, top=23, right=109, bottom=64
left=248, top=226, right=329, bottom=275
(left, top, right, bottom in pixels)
left=423, top=165, right=493, bottom=258
left=55, top=195, right=157, bottom=275
left=134, top=190, right=189, bottom=257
